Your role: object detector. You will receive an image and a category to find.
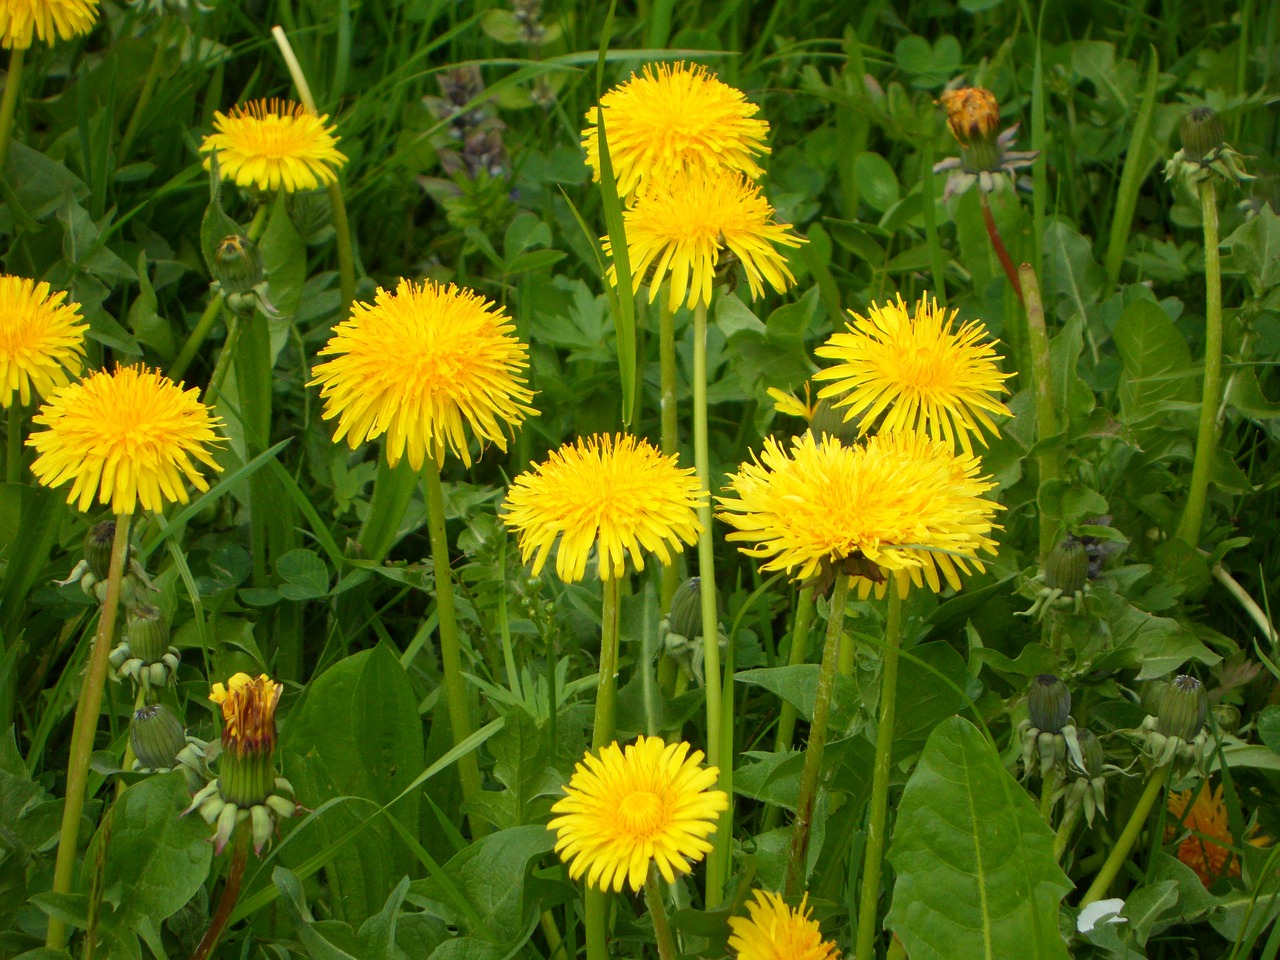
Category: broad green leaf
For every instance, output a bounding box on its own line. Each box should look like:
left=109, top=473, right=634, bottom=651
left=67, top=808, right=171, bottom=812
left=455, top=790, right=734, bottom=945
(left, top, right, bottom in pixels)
left=886, top=717, right=1071, bottom=960
left=1260, top=705, right=1280, bottom=755
left=1040, top=220, right=1105, bottom=323
left=1088, top=589, right=1219, bottom=678
left=1113, top=297, right=1196, bottom=426
left=853, top=152, right=900, bottom=212
left=277, top=548, right=331, bottom=600
left=274, top=866, right=364, bottom=960
left=889, top=643, right=970, bottom=760
left=1222, top=205, right=1280, bottom=295
left=281, top=645, right=424, bottom=926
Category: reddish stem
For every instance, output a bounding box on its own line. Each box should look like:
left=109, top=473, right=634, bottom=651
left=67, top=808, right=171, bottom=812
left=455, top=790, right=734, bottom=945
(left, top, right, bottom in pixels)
left=192, top=825, right=250, bottom=960
left=980, top=193, right=1024, bottom=303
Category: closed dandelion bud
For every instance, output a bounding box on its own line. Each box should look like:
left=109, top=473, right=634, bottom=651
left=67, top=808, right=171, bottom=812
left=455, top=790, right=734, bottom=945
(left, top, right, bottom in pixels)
left=669, top=577, right=706, bottom=641
left=126, top=605, right=169, bottom=663
left=1180, top=107, right=1225, bottom=164
left=1157, top=674, right=1207, bottom=741
left=84, top=521, right=117, bottom=581
left=214, top=234, right=265, bottom=295
left=211, top=673, right=282, bottom=807
left=1141, top=678, right=1170, bottom=717
left=1076, top=727, right=1104, bottom=780
left=1044, top=538, right=1088, bottom=595
left=130, top=704, right=187, bottom=769
left=1028, top=674, right=1071, bottom=733
left=810, top=397, right=861, bottom=446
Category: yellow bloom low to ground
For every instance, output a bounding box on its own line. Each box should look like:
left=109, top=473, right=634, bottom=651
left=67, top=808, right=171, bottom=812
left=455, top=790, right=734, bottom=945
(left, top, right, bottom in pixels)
left=201, top=99, right=347, bottom=193
left=548, top=736, right=728, bottom=893
left=27, top=366, right=224, bottom=515
left=718, top=430, right=1001, bottom=595
left=0, top=275, right=86, bottom=408
left=503, top=433, right=704, bottom=582
left=728, top=890, right=841, bottom=960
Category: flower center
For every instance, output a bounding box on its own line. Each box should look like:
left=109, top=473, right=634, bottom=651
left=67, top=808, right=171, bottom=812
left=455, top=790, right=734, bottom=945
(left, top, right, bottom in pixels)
left=618, top=789, right=664, bottom=837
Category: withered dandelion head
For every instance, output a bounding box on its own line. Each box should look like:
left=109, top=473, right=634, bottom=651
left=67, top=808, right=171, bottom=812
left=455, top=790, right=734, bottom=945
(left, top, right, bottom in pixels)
left=27, top=366, right=224, bottom=515
left=611, top=167, right=804, bottom=311
left=548, top=735, right=728, bottom=893
left=813, top=295, right=1012, bottom=455
left=0, top=276, right=87, bottom=408
left=310, top=279, right=537, bottom=470
left=582, top=61, right=770, bottom=198
left=717, top=430, right=1001, bottom=597
left=201, top=99, right=347, bottom=193
left=0, top=0, right=98, bottom=49
left=938, top=87, right=1001, bottom=146
left=210, top=672, right=281, bottom=759
left=728, top=890, right=841, bottom=960
left=502, top=433, right=704, bottom=583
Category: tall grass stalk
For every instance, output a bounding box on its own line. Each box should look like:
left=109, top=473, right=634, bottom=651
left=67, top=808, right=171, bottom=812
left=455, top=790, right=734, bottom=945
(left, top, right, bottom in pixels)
left=1019, top=264, right=1059, bottom=560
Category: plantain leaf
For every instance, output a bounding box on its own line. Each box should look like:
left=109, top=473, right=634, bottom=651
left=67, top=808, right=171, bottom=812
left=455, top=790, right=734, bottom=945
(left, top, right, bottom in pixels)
left=886, top=717, right=1071, bottom=960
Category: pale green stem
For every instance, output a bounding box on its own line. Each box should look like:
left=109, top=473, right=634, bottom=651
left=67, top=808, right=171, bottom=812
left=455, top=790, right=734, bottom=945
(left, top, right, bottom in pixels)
left=117, top=20, right=172, bottom=165
left=1053, top=802, right=1081, bottom=863
left=764, top=586, right=816, bottom=833
left=170, top=208, right=267, bottom=384
left=784, top=574, right=851, bottom=897
left=1080, top=762, right=1171, bottom=906
left=1020, top=263, right=1060, bottom=562
left=693, top=298, right=726, bottom=905
left=645, top=868, right=677, bottom=960
left=659, top=296, right=680, bottom=616
left=855, top=584, right=905, bottom=960
left=0, top=47, right=25, bottom=179
left=202, top=314, right=241, bottom=407
left=272, top=26, right=356, bottom=313
left=1176, top=179, right=1223, bottom=548
left=6, top=403, right=21, bottom=484
left=1040, top=768, right=1059, bottom=825
left=585, top=576, right=621, bottom=960
left=47, top=515, right=133, bottom=950
left=422, top=457, right=485, bottom=838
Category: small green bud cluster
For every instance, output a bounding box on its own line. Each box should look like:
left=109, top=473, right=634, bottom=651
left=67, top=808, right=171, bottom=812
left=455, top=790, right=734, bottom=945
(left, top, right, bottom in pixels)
left=1137, top=674, right=1213, bottom=775
left=1018, top=538, right=1091, bottom=619
left=1018, top=675, right=1078, bottom=780
left=660, top=578, right=727, bottom=685
left=1165, top=107, right=1252, bottom=188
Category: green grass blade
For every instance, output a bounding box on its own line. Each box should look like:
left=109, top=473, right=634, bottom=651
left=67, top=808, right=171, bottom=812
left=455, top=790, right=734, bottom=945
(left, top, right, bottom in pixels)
left=1103, top=46, right=1160, bottom=289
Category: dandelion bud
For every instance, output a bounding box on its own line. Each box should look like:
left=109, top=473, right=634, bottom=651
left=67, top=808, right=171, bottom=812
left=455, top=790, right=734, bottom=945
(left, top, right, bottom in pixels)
left=1180, top=107, right=1225, bottom=164
left=214, top=234, right=265, bottom=295
left=1028, top=674, right=1071, bottom=733
left=211, top=673, right=282, bottom=807
left=84, top=521, right=117, bottom=581
left=810, top=397, right=861, bottom=446
left=669, top=577, right=707, bottom=641
left=1157, top=674, right=1207, bottom=742
left=1044, top=538, right=1088, bottom=595
left=126, top=605, right=170, bottom=664
left=130, top=704, right=188, bottom=769
left=1075, top=727, right=1104, bottom=780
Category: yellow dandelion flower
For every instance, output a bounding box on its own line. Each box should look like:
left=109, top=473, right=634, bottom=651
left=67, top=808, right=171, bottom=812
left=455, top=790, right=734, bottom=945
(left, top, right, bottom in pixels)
left=0, top=276, right=87, bottom=408
left=583, top=61, right=770, bottom=198
left=937, top=87, right=1001, bottom=147
left=0, top=0, right=98, bottom=49
left=767, top=382, right=816, bottom=421
left=1166, top=782, right=1270, bottom=886
left=813, top=294, right=1013, bottom=455
left=728, top=890, right=841, bottom=960
left=210, top=672, right=282, bottom=758
left=503, top=433, right=704, bottom=583
left=27, top=366, right=224, bottom=515
left=717, top=430, right=1001, bottom=597
left=548, top=735, right=728, bottom=893
left=310, top=279, right=537, bottom=470
left=610, top=167, right=804, bottom=312
left=200, top=99, right=347, bottom=193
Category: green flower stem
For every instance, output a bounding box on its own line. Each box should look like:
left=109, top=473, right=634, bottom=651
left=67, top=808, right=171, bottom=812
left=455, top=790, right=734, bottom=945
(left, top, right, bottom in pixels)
left=657, top=295, right=680, bottom=699
left=1175, top=179, right=1223, bottom=548
left=1040, top=767, right=1060, bottom=825
left=584, top=577, right=621, bottom=960
left=6, top=403, right=22, bottom=483
left=645, top=868, right=678, bottom=960
left=170, top=209, right=267, bottom=384
left=1080, top=762, right=1171, bottom=906
left=1019, top=263, right=1060, bottom=561
left=202, top=314, right=242, bottom=408
left=921, top=143, right=947, bottom=306
left=47, top=514, right=133, bottom=951
left=0, top=46, right=25, bottom=178
left=422, top=457, right=485, bottom=839
left=1053, top=802, right=1082, bottom=863
left=763, top=586, right=816, bottom=833
left=191, top=823, right=250, bottom=960
left=117, top=19, right=173, bottom=165
left=784, top=574, right=851, bottom=898
left=855, top=584, right=905, bottom=960
left=692, top=298, right=727, bottom=905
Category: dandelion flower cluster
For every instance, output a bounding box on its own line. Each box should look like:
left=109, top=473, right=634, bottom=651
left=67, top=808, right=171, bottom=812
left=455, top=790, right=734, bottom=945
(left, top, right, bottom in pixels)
left=310, top=279, right=537, bottom=470
left=583, top=61, right=770, bottom=198
left=548, top=735, right=728, bottom=892
left=201, top=99, right=347, bottom=193
left=728, top=890, right=841, bottom=960
left=814, top=295, right=1012, bottom=455
left=1166, top=782, right=1269, bottom=886
left=613, top=168, right=804, bottom=311
left=503, top=433, right=704, bottom=582
left=0, top=276, right=86, bottom=408
left=717, top=430, right=1001, bottom=595
left=27, top=366, right=224, bottom=515
left=0, top=0, right=98, bottom=49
